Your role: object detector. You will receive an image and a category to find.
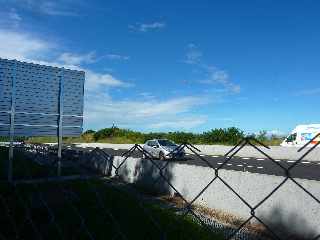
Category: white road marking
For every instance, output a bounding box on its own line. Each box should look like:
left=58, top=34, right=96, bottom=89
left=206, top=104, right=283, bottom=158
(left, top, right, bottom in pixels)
left=247, top=166, right=253, bottom=168
left=302, top=161, right=310, bottom=164
left=287, top=160, right=295, bottom=163
left=114, top=148, right=118, bottom=150
left=257, top=158, right=265, bottom=161
left=200, top=154, right=206, bottom=157
left=275, top=160, right=281, bottom=162
left=242, top=157, right=250, bottom=160
left=227, top=163, right=232, bottom=166
left=211, top=155, right=219, bottom=158
left=257, top=166, right=264, bottom=169
left=185, top=153, right=190, bottom=156
left=237, top=164, right=243, bottom=167
left=217, top=162, right=223, bottom=165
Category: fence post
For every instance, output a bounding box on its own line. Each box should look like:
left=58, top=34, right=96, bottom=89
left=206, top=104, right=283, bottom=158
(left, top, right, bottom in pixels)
left=57, top=70, right=64, bottom=177
left=8, top=61, right=17, bottom=183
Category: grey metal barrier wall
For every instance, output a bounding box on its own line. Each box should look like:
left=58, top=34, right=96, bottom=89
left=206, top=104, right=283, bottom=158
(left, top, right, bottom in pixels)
left=0, top=58, right=85, bottom=180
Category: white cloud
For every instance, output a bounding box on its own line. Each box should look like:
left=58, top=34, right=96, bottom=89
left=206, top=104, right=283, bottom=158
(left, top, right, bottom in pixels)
left=39, top=1, right=78, bottom=16
left=185, top=44, right=202, bottom=64
left=105, top=54, right=130, bottom=61
left=129, top=22, right=166, bottom=32
left=85, top=71, right=131, bottom=90
left=0, top=29, right=49, bottom=60
left=200, top=69, right=241, bottom=93
left=0, top=8, right=22, bottom=28
left=148, top=117, right=207, bottom=129
left=295, top=88, right=320, bottom=96
left=84, top=96, right=208, bottom=130
left=9, top=0, right=79, bottom=16
left=184, top=44, right=241, bottom=94
left=58, top=52, right=96, bottom=65
left=0, top=29, right=130, bottom=91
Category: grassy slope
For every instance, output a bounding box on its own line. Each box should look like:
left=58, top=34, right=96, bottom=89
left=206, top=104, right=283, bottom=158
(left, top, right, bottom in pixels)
left=0, top=179, right=223, bottom=240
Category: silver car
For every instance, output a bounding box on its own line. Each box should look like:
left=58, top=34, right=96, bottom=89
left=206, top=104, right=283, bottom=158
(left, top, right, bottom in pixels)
left=142, top=139, right=185, bottom=160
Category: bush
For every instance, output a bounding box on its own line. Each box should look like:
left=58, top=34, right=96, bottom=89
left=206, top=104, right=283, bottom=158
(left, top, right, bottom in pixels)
left=202, top=127, right=244, bottom=145
left=88, top=126, right=246, bottom=145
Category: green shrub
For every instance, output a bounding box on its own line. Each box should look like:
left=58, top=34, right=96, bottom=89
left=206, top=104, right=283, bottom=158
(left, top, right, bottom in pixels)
left=202, top=127, right=244, bottom=145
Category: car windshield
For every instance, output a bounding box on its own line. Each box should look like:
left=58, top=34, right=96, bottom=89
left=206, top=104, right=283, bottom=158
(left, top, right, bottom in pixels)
left=158, top=139, right=176, bottom=147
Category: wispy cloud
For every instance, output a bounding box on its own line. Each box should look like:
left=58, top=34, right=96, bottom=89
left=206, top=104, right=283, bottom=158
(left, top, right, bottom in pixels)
left=38, top=1, right=79, bottom=16
left=200, top=68, right=241, bottom=93
left=85, top=71, right=132, bottom=90
left=148, top=117, right=207, bottom=130
left=7, top=0, right=80, bottom=16
left=0, top=8, right=22, bottom=28
left=105, top=54, right=130, bottom=61
left=58, top=52, right=130, bottom=65
left=185, top=44, right=202, bottom=64
left=85, top=96, right=209, bottom=130
left=0, top=29, right=50, bottom=60
left=295, top=88, right=320, bottom=96
left=0, top=29, right=130, bottom=91
left=184, top=44, right=241, bottom=93
left=58, top=52, right=96, bottom=65
left=129, top=22, right=166, bottom=32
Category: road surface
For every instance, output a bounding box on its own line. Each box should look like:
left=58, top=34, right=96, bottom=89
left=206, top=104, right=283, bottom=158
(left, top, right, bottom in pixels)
left=70, top=145, right=320, bottom=181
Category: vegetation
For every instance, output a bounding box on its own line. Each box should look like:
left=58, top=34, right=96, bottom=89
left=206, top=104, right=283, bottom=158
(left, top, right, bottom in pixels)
left=0, top=179, right=223, bottom=240
left=27, top=127, right=284, bottom=146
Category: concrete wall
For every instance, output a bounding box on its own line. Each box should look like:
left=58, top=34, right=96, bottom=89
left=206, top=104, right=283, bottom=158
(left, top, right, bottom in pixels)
left=109, top=156, right=320, bottom=237
left=75, top=143, right=320, bottom=161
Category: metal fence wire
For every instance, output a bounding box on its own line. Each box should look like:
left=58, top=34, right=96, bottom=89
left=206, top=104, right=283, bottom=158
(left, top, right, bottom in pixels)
left=0, top=135, right=319, bottom=240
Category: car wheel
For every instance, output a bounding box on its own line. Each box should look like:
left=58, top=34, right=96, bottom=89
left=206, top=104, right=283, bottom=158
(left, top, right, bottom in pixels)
left=159, top=152, right=166, bottom=161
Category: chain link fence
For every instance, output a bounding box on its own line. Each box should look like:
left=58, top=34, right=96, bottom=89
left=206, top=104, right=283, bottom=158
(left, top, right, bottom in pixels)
left=0, top=134, right=319, bottom=240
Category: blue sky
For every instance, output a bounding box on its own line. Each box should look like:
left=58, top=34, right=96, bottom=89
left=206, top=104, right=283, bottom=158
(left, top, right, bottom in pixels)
left=0, top=0, right=319, bottom=135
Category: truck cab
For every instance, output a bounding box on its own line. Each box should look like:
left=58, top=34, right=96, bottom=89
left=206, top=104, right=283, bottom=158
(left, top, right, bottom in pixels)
left=281, top=124, right=320, bottom=147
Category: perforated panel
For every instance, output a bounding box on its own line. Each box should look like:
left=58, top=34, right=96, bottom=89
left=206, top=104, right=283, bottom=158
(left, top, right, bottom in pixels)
left=0, top=58, right=85, bottom=137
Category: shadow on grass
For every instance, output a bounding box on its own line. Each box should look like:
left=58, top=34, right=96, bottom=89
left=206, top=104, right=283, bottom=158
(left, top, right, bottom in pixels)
left=0, top=179, right=223, bottom=240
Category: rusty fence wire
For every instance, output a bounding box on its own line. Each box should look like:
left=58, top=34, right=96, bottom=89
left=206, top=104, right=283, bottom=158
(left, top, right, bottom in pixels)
left=0, top=135, right=319, bottom=240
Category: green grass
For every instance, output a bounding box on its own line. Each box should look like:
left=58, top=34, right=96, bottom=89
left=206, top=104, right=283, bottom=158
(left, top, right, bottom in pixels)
left=0, top=179, right=223, bottom=240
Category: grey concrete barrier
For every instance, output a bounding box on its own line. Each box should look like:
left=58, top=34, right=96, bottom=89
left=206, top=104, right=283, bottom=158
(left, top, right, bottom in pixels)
left=108, top=156, right=320, bottom=237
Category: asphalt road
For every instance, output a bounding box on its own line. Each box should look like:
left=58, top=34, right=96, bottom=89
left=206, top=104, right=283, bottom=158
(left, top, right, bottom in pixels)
left=71, top=146, right=320, bottom=181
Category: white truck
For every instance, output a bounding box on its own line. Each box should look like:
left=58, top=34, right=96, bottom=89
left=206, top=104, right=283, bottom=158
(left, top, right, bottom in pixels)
left=281, top=124, right=320, bottom=147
